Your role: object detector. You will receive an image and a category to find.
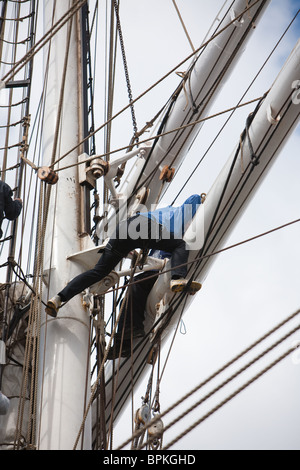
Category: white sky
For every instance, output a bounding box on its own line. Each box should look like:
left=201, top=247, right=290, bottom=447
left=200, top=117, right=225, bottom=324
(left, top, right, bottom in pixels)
left=99, top=0, right=300, bottom=450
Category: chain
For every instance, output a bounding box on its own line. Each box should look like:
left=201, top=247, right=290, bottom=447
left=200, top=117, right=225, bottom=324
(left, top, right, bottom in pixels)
left=113, top=0, right=138, bottom=143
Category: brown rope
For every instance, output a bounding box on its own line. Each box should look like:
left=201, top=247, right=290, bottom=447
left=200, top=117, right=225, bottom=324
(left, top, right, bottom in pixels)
left=49, top=0, right=263, bottom=168
left=117, top=310, right=300, bottom=449
left=52, top=95, right=265, bottom=173
left=103, top=217, right=300, bottom=296
left=163, top=345, right=297, bottom=449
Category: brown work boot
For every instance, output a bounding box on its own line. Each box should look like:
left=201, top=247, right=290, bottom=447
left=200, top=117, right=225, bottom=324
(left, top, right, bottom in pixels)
left=170, top=278, right=202, bottom=295
left=45, top=295, right=62, bottom=317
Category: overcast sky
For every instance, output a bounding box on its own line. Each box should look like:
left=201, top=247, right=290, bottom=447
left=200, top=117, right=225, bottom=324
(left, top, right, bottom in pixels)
left=100, top=0, right=300, bottom=450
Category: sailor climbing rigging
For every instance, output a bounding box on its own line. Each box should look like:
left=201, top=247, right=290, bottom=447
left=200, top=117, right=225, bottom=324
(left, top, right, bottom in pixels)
left=46, top=194, right=202, bottom=317
left=0, top=181, right=23, bottom=240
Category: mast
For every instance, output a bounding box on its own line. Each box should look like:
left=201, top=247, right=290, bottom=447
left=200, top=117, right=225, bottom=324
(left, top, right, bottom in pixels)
left=36, top=1, right=92, bottom=450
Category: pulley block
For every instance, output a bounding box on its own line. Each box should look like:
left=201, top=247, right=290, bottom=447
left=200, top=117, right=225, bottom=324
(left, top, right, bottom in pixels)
left=148, top=416, right=164, bottom=439
left=37, top=166, right=59, bottom=185
left=89, top=158, right=109, bottom=178
left=148, top=416, right=164, bottom=450
left=135, top=404, right=150, bottom=425
left=0, top=391, right=10, bottom=416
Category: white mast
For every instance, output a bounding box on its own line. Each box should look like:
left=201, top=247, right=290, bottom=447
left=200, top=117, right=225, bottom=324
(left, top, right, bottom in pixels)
left=36, top=1, right=92, bottom=450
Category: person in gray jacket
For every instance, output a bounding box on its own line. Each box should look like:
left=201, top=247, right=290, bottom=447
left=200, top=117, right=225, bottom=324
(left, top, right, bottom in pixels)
left=0, top=181, right=23, bottom=239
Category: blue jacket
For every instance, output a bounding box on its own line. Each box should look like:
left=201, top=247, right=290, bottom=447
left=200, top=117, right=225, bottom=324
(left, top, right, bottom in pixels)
left=0, top=181, right=22, bottom=238
left=140, top=194, right=201, bottom=238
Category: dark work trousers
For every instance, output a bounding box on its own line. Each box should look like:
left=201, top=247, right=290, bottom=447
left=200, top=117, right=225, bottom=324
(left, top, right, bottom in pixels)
left=58, top=214, right=188, bottom=302
left=118, top=270, right=159, bottom=333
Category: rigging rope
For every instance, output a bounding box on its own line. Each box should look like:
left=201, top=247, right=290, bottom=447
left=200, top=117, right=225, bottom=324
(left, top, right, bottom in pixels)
left=164, top=344, right=298, bottom=449
left=73, top=248, right=147, bottom=450
left=132, top=296, right=188, bottom=450
left=1, top=0, right=299, bottom=451
left=0, top=12, right=33, bottom=22
left=0, top=97, right=28, bottom=108
left=189, top=96, right=298, bottom=289
left=0, top=35, right=31, bottom=45
left=160, top=1, right=274, bottom=177
left=117, top=308, right=300, bottom=449
left=49, top=95, right=264, bottom=174
left=97, top=217, right=300, bottom=296
left=50, top=3, right=74, bottom=166
left=87, top=213, right=300, bottom=449
left=1, top=0, right=55, bottom=449
left=14, top=182, right=46, bottom=449
left=172, top=6, right=300, bottom=203
left=171, top=0, right=195, bottom=52
left=48, top=0, right=263, bottom=169
left=1, top=0, right=88, bottom=84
